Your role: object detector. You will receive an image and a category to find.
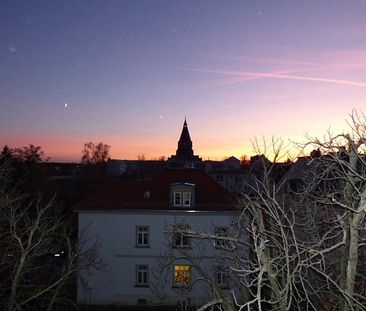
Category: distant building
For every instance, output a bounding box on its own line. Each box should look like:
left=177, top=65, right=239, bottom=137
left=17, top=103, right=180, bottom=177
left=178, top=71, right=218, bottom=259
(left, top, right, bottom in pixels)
left=107, top=159, right=166, bottom=179
left=106, top=119, right=203, bottom=179
left=106, top=119, right=250, bottom=193
left=204, top=156, right=248, bottom=193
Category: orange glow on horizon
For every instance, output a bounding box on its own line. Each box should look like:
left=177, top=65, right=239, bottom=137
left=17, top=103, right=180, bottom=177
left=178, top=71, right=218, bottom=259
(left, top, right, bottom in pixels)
left=0, top=112, right=359, bottom=163
left=0, top=132, right=313, bottom=163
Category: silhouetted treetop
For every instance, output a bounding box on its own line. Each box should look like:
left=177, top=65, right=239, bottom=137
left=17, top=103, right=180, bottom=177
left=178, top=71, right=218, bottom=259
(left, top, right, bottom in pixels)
left=81, top=142, right=110, bottom=164
left=12, top=144, right=49, bottom=163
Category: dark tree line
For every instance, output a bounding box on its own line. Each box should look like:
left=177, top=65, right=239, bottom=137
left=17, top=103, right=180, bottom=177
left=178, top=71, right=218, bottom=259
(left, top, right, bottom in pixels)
left=0, top=144, right=103, bottom=310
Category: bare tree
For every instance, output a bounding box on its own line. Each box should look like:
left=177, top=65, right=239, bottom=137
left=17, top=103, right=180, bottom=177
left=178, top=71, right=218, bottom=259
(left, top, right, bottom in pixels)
left=180, top=111, right=366, bottom=311
left=12, top=144, right=49, bottom=163
left=227, top=138, right=303, bottom=311
left=231, top=116, right=366, bottom=311
left=81, top=142, right=110, bottom=165
left=80, top=142, right=111, bottom=195
left=0, top=160, right=102, bottom=310
left=296, top=110, right=366, bottom=310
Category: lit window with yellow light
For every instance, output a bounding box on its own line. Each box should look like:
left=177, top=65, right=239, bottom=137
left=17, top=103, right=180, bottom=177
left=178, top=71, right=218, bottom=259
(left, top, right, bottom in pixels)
left=173, top=265, right=191, bottom=287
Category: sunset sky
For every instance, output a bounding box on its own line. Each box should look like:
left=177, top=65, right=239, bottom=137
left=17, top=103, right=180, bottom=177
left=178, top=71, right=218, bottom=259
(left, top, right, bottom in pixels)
left=1, top=1, right=366, bottom=162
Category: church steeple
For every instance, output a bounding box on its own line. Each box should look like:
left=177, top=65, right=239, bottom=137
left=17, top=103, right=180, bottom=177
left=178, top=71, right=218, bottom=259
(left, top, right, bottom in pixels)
left=176, top=118, right=194, bottom=159
left=168, top=118, right=202, bottom=167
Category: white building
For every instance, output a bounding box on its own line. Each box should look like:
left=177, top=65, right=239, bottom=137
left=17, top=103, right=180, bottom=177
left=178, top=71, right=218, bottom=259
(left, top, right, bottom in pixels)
left=75, top=168, right=244, bottom=308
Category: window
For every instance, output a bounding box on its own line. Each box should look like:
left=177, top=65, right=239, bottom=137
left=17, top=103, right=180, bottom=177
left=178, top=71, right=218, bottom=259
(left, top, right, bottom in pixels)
left=170, top=183, right=195, bottom=208
left=174, top=191, right=191, bottom=207
left=173, top=224, right=191, bottom=248
left=216, top=266, right=228, bottom=288
left=215, top=226, right=229, bottom=249
left=174, top=192, right=182, bottom=206
left=136, top=225, right=149, bottom=247
left=143, top=190, right=151, bottom=199
left=183, top=192, right=191, bottom=207
left=174, top=265, right=191, bottom=287
left=136, top=265, right=149, bottom=287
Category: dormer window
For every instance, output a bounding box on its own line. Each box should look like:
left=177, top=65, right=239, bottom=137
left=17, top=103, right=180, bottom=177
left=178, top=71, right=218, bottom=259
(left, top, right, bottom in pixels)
left=170, top=183, right=195, bottom=208
left=183, top=192, right=191, bottom=206
left=174, top=191, right=191, bottom=207
left=174, top=192, right=182, bottom=206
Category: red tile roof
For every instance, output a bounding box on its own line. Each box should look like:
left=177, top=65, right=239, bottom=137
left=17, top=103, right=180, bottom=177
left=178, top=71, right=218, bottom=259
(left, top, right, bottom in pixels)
left=74, top=168, right=236, bottom=212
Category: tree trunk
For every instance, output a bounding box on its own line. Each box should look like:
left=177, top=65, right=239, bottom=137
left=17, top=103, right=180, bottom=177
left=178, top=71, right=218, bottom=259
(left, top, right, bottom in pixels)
left=254, top=208, right=286, bottom=311
left=7, top=255, right=25, bottom=311
left=344, top=189, right=366, bottom=311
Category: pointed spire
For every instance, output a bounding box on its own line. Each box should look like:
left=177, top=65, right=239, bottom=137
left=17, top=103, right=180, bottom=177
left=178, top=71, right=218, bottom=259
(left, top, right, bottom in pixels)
left=176, top=118, right=194, bottom=159
left=179, top=118, right=191, bottom=141
left=168, top=117, right=202, bottom=167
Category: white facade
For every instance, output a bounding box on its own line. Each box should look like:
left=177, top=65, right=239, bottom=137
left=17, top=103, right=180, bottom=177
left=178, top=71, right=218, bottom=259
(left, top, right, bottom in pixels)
left=77, top=209, right=239, bottom=307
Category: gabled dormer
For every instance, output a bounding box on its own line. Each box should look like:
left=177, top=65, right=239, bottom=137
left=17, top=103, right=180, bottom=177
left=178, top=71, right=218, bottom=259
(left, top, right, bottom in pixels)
left=170, top=182, right=195, bottom=208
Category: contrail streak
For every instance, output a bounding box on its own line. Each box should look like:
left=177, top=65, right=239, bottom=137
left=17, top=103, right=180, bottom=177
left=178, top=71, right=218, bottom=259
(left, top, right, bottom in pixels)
left=185, top=68, right=366, bottom=88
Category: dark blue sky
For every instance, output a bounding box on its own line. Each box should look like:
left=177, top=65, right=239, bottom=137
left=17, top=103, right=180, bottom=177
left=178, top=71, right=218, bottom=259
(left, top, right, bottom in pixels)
left=1, top=1, right=366, bottom=161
